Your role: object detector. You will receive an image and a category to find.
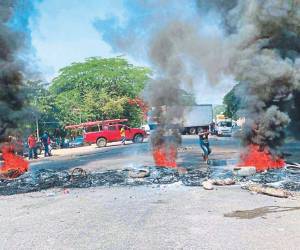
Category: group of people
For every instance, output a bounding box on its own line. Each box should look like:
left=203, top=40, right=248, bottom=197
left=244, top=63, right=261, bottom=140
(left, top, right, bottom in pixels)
left=27, top=131, right=52, bottom=160
left=28, top=127, right=211, bottom=163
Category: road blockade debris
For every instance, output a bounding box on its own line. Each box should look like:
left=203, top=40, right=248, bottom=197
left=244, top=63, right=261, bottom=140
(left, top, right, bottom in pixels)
left=238, top=145, right=285, bottom=172
left=209, top=160, right=300, bottom=192
left=211, top=178, right=235, bottom=186
left=70, top=168, right=87, bottom=181
left=0, top=145, right=29, bottom=179
left=202, top=180, right=214, bottom=190
left=128, top=169, right=150, bottom=178
left=0, top=166, right=206, bottom=195
left=202, top=178, right=235, bottom=190
left=181, top=169, right=207, bottom=186
left=285, top=162, right=300, bottom=174
left=0, top=159, right=300, bottom=196
left=244, top=184, right=292, bottom=198
left=233, top=166, right=256, bottom=177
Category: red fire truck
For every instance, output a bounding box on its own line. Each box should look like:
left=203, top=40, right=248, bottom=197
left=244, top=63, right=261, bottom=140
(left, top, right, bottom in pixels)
left=65, top=119, right=147, bottom=147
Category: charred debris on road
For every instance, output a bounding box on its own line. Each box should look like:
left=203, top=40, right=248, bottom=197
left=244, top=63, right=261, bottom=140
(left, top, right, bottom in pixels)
left=0, top=167, right=207, bottom=196
left=1, top=160, right=300, bottom=196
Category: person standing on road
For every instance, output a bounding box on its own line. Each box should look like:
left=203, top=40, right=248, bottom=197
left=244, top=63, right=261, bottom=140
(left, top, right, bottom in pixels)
left=47, top=135, right=52, bottom=156
left=198, top=128, right=211, bottom=163
left=41, top=131, right=51, bottom=157
left=120, top=125, right=126, bottom=145
left=209, top=121, right=216, bottom=135
left=28, top=133, right=37, bottom=159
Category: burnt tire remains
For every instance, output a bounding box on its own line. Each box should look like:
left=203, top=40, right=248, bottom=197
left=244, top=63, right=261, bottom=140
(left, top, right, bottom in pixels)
left=1, top=165, right=300, bottom=196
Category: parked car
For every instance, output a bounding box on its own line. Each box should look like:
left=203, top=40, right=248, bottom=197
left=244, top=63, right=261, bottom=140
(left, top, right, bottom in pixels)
left=69, top=136, right=85, bottom=148
left=84, top=124, right=147, bottom=147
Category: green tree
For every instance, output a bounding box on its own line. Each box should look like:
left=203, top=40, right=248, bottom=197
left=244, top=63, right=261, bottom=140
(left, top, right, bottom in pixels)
left=24, top=80, right=60, bottom=135
left=223, top=83, right=242, bottom=119
left=213, top=105, right=226, bottom=118
left=50, top=57, right=150, bottom=127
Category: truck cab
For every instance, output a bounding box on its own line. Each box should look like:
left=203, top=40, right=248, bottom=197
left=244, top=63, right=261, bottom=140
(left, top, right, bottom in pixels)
left=215, top=120, right=233, bottom=137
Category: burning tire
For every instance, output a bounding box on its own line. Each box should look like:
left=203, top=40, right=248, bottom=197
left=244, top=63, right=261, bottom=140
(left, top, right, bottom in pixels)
left=96, top=138, right=107, bottom=147
left=133, top=134, right=144, bottom=143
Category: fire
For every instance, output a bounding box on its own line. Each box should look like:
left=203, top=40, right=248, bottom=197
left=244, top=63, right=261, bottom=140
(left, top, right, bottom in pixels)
left=0, top=145, right=29, bottom=178
left=153, top=145, right=177, bottom=168
left=239, top=144, right=284, bottom=172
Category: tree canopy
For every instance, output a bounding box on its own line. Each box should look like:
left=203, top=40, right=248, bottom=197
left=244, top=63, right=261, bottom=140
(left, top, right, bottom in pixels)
left=213, top=105, right=226, bottom=118
left=223, top=83, right=242, bottom=119
left=50, top=57, right=150, bottom=127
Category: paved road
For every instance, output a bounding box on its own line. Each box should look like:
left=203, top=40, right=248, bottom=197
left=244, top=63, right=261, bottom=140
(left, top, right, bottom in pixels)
left=30, top=135, right=299, bottom=173
left=1, top=136, right=300, bottom=249
left=1, top=184, right=300, bottom=250
left=30, top=135, right=241, bottom=172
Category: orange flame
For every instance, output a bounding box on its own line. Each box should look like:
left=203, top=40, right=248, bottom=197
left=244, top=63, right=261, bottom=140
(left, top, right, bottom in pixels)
left=238, top=144, right=284, bottom=172
left=0, top=145, right=29, bottom=178
left=153, top=145, right=177, bottom=168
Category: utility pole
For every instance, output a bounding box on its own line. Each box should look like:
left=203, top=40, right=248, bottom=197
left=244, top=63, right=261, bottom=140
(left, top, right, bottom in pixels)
left=36, top=115, right=40, bottom=141
left=33, top=94, right=40, bottom=140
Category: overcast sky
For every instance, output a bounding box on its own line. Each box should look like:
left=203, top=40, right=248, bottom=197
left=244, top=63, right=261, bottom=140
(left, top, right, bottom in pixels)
left=29, top=0, right=233, bottom=104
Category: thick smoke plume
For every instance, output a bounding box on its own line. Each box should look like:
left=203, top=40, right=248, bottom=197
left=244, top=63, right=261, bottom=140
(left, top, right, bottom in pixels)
left=144, top=19, right=230, bottom=156
left=227, top=0, right=300, bottom=153
left=196, top=0, right=300, bottom=154
left=145, top=0, right=300, bottom=158
left=98, top=0, right=299, bottom=159
left=0, top=1, right=29, bottom=140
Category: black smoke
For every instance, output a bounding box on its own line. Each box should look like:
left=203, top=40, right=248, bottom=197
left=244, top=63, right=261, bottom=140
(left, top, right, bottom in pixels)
left=0, top=0, right=30, bottom=141
left=197, top=0, right=300, bottom=153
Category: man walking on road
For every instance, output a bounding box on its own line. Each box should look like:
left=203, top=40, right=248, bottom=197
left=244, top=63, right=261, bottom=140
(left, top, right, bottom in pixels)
left=198, top=128, right=211, bottom=163
left=28, top=133, right=37, bottom=159
left=41, top=131, right=51, bottom=157
left=120, top=125, right=126, bottom=145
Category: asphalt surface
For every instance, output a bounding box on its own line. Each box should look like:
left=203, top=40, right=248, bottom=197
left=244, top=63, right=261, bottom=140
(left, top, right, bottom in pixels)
left=1, top=184, right=300, bottom=250
left=29, top=135, right=299, bottom=173
left=29, top=135, right=241, bottom=172
left=1, top=136, right=300, bottom=250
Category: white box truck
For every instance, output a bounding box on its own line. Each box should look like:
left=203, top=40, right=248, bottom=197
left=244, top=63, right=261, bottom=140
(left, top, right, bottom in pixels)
left=182, top=105, right=213, bottom=134
left=147, top=104, right=213, bottom=135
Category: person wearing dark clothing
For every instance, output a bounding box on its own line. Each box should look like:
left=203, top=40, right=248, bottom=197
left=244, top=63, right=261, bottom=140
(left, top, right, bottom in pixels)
left=41, top=132, right=51, bottom=157
left=209, top=122, right=216, bottom=134
left=28, top=134, right=37, bottom=159
left=198, top=128, right=211, bottom=163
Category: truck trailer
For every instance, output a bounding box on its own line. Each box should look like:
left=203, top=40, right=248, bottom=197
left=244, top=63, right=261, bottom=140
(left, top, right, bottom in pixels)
left=182, top=105, right=213, bottom=134
left=147, top=105, right=213, bottom=135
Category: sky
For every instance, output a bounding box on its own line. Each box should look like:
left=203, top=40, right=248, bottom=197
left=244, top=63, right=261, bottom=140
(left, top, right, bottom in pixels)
left=27, top=0, right=234, bottom=104
left=29, top=0, right=123, bottom=80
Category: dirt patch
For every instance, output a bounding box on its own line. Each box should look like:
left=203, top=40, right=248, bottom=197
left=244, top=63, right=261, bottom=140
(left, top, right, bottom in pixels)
left=224, top=206, right=300, bottom=219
